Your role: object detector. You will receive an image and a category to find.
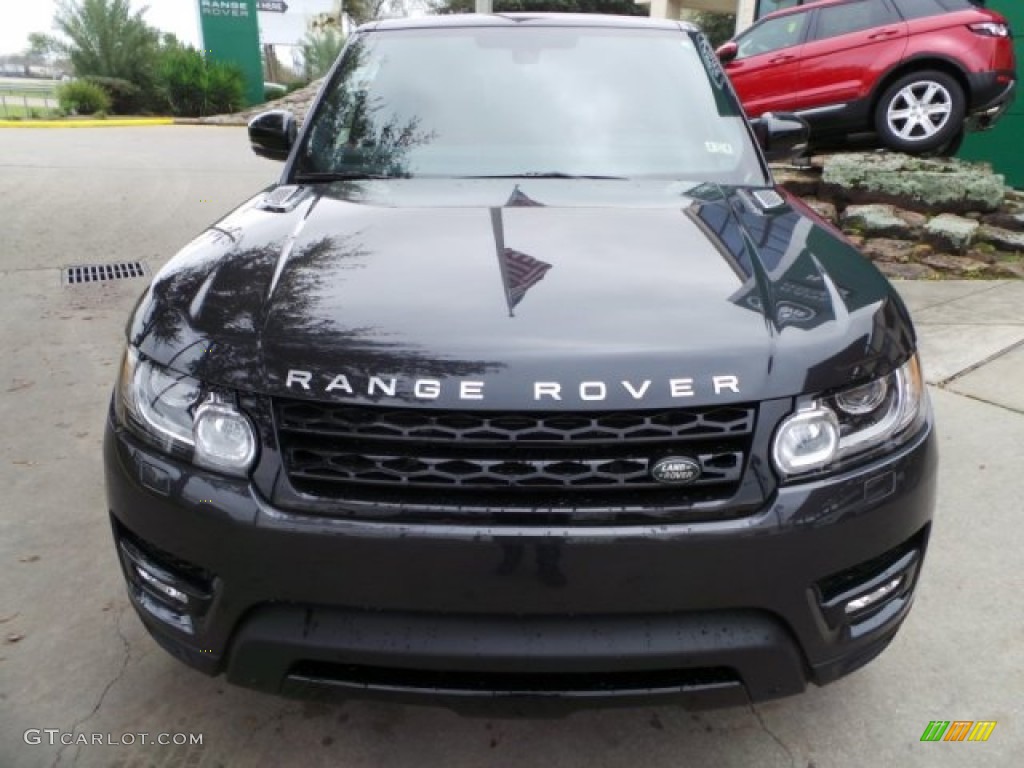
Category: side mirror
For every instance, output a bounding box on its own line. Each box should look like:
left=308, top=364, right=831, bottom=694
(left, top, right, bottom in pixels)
left=750, top=112, right=809, bottom=162
left=716, top=41, right=739, bottom=64
left=248, top=110, right=297, bottom=161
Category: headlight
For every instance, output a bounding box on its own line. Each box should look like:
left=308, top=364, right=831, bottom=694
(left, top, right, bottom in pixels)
left=772, top=405, right=840, bottom=475
left=116, top=348, right=199, bottom=457
left=772, top=355, right=927, bottom=478
left=193, top=396, right=258, bottom=476
left=115, top=348, right=257, bottom=476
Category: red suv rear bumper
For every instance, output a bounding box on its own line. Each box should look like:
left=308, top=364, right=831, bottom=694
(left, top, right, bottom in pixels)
left=788, top=68, right=1017, bottom=140
left=966, top=69, right=1017, bottom=130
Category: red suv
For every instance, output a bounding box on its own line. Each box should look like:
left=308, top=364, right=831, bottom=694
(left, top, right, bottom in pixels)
left=717, top=0, right=1016, bottom=154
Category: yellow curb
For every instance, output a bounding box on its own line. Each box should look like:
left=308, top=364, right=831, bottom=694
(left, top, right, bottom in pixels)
left=0, top=118, right=175, bottom=128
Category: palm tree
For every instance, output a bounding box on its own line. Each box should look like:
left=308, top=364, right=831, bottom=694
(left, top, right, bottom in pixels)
left=33, top=0, right=159, bottom=84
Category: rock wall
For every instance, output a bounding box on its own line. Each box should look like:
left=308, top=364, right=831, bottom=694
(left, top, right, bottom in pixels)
left=775, top=153, right=1024, bottom=279
left=197, top=78, right=326, bottom=127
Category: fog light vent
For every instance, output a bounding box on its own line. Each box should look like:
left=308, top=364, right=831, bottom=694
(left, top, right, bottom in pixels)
left=115, top=528, right=214, bottom=635
left=63, top=262, right=147, bottom=285
left=815, top=528, right=927, bottom=630
left=135, top=564, right=189, bottom=605
left=844, top=576, right=902, bottom=615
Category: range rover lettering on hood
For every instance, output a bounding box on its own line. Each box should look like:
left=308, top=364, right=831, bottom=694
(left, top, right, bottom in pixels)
left=284, top=370, right=741, bottom=403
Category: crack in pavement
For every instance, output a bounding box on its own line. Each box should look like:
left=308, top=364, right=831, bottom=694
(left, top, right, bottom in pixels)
left=749, top=703, right=799, bottom=768
left=908, top=280, right=1011, bottom=314
left=51, top=603, right=133, bottom=768
left=938, top=388, right=1024, bottom=417
left=936, top=336, right=1024, bottom=389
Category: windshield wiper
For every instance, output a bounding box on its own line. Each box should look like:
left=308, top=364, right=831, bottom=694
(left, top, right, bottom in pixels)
left=293, top=171, right=399, bottom=182
left=457, top=172, right=627, bottom=180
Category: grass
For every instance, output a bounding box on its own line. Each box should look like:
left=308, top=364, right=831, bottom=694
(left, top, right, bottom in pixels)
left=0, top=95, right=59, bottom=118
left=0, top=103, right=65, bottom=120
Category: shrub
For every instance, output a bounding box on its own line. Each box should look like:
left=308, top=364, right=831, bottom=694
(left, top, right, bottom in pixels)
left=156, top=47, right=244, bottom=117
left=83, top=75, right=144, bottom=114
left=205, top=61, right=244, bottom=115
left=57, top=79, right=111, bottom=115
left=157, top=46, right=205, bottom=116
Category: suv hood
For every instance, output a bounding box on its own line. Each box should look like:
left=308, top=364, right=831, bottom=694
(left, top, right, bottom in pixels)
left=130, top=180, right=915, bottom=409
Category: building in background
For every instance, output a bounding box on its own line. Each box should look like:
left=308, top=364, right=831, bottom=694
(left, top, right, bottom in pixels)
left=259, top=0, right=351, bottom=82
left=259, top=0, right=351, bottom=47
left=637, top=0, right=760, bottom=32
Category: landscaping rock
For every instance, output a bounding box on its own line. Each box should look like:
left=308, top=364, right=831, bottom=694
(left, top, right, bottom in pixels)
left=860, top=238, right=918, bottom=263
left=896, top=209, right=928, bottom=229
left=991, top=261, right=1024, bottom=279
left=966, top=247, right=999, bottom=264
left=802, top=198, right=837, bottom=224
left=977, top=225, right=1024, bottom=253
left=924, top=214, right=979, bottom=254
left=876, top=262, right=937, bottom=280
left=772, top=168, right=819, bottom=197
left=772, top=151, right=1021, bottom=278
left=841, top=204, right=917, bottom=239
left=981, top=212, right=1024, bottom=232
left=822, top=152, right=1005, bottom=213
left=920, top=253, right=991, bottom=276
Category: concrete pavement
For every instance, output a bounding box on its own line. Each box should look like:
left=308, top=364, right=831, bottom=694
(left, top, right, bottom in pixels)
left=0, top=127, right=1022, bottom=768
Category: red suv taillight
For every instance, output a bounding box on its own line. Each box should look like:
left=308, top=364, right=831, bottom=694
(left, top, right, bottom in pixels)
left=969, top=22, right=1010, bottom=38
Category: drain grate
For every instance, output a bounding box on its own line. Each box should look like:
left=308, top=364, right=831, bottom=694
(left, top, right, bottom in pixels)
left=63, top=262, right=148, bottom=286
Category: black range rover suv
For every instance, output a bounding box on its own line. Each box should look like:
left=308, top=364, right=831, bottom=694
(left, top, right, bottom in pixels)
left=104, top=13, right=937, bottom=710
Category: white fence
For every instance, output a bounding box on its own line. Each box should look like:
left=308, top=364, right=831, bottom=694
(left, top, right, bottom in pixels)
left=0, top=81, right=60, bottom=118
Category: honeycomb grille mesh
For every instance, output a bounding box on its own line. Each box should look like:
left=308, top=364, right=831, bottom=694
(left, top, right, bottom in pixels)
left=274, top=400, right=756, bottom=504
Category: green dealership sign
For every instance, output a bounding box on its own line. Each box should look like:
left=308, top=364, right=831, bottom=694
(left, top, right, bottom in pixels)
left=198, top=0, right=264, bottom=107
left=959, top=0, right=1023, bottom=189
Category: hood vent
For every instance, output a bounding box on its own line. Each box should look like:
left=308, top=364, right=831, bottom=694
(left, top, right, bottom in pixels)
left=751, top=189, right=786, bottom=211
left=259, top=185, right=308, bottom=213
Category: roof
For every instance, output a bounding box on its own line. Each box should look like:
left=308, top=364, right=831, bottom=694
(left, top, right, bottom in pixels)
left=361, top=13, right=697, bottom=34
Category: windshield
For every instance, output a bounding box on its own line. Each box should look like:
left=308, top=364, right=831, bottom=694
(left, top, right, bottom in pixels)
left=295, top=25, right=767, bottom=184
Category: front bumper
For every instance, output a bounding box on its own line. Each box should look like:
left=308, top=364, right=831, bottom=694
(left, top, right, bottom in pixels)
left=105, top=410, right=937, bottom=710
